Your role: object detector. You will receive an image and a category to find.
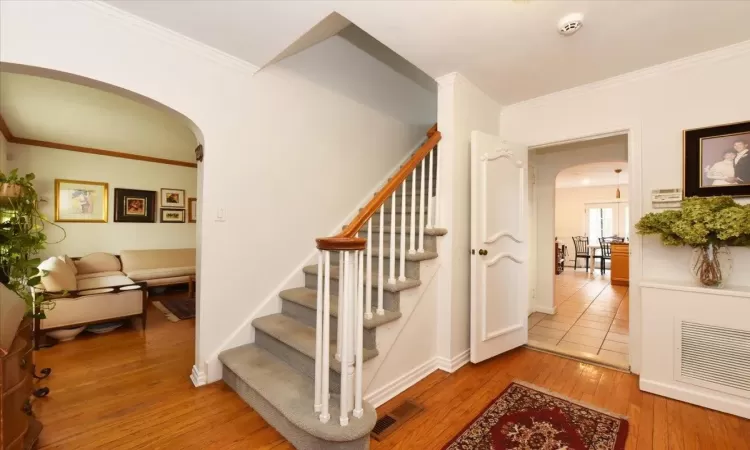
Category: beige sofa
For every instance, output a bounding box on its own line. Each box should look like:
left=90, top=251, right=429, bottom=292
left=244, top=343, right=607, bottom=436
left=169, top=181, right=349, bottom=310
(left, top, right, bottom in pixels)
left=120, top=248, right=195, bottom=287
left=37, top=253, right=147, bottom=346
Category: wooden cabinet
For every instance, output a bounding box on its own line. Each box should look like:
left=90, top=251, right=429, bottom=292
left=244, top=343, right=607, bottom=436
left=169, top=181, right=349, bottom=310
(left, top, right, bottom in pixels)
left=611, top=242, right=630, bottom=286
left=1, top=299, right=42, bottom=449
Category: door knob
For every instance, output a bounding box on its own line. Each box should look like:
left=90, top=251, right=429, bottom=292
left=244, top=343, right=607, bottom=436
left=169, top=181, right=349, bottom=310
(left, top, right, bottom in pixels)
left=479, top=249, right=488, bottom=256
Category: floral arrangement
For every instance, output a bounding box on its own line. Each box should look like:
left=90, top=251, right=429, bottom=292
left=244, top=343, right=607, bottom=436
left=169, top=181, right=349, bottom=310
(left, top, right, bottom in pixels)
left=635, top=196, right=750, bottom=287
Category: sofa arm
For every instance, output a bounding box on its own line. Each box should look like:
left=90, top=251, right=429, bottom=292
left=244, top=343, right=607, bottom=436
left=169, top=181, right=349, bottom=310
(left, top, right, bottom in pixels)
left=43, top=281, right=148, bottom=298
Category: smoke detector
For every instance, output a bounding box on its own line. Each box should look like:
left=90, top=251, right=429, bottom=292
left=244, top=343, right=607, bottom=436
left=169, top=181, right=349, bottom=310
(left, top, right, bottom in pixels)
left=558, top=13, right=584, bottom=36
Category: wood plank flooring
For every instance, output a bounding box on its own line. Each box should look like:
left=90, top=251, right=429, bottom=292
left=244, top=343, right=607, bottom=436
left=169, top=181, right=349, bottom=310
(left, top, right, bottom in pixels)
left=33, top=298, right=749, bottom=449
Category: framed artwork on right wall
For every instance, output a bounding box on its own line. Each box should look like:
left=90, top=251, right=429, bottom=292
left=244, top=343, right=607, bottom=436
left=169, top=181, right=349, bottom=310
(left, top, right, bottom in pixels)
left=684, top=120, right=750, bottom=198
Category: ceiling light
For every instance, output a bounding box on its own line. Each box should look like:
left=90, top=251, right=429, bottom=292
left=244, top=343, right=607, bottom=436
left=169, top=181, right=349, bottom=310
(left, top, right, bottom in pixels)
left=558, top=13, right=584, bottom=36
left=582, top=178, right=590, bottom=185
left=615, top=169, right=622, bottom=199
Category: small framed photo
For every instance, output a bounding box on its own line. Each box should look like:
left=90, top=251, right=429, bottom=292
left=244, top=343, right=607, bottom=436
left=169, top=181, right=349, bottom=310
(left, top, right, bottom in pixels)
left=160, top=188, right=186, bottom=208
left=188, top=197, right=197, bottom=223
left=161, top=208, right=185, bottom=223
left=114, top=188, right=156, bottom=223
left=684, top=120, right=750, bottom=198
left=55, top=179, right=108, bottom=223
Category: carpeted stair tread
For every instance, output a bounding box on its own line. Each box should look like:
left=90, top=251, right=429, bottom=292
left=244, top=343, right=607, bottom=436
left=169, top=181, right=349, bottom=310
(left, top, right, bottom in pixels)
left=359, top=226, right=448, bottom=236
left=280, top=287, right=402, bottom=328
left=219, top=344, right=376, bottom=442
left=253, top=314, right=379, bottom=372
left=303, top=264, right=421, bottom=293
left=366, top=248, right=438, bottom=261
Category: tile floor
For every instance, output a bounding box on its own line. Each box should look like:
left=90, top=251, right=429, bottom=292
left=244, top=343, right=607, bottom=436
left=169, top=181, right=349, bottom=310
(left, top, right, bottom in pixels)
left=527, top=269, right=630, bottom=369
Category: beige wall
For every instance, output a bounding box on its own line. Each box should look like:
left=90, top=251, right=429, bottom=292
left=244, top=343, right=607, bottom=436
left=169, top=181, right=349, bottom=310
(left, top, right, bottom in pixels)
left=10, top=144, right=198, bottom=258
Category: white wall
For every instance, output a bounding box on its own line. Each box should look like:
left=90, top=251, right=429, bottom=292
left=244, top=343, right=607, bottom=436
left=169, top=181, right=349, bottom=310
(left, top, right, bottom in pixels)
left=9, top=144, right=197, bottom=257
left=556, top=185, right=630, bottom=264
left=0, top=1, right=435, bottom=383
left=530, top=139, right=628, bottom=311
left=436, top=73, right=502, bottom=360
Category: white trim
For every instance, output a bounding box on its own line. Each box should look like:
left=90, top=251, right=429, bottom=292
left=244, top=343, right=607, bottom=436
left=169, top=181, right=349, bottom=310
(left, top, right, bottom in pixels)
left=515, top=40, right=750, bottom=110
left=435, top=349, right=471, bottom=373
left=190, top=364, right=207, bottom=387
left=78, top=1, right=259, bottom=76
left=640, top=280, right=750, bottom=298
left=364, top=358, right=440, bottom=408
left=203, top=137, right=427, bottom=383
left=640, top=379, right=750, bottom=419
left=533, top=305, right=557, bottom=315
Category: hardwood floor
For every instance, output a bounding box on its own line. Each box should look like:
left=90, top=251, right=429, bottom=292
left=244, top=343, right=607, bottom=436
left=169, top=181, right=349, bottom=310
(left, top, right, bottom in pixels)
left=33, top=298, right=749, bottom=449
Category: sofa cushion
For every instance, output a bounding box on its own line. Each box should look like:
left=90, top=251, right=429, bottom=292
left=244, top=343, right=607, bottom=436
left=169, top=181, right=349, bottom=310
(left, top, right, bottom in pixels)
left=39, top=256, right=77, bottom=292
left=76, top=271, right=125, bottom=281
left=125, top=266, right=195, bottom=282
left=75, top=252, right=121, bottom=274
left=120, top=249, right=195, bottom=272
left=59, top=255, right=78, bottom=275
left=40, top=290, right=143, bottom=330
left=77, top=275, right=137, bottom=296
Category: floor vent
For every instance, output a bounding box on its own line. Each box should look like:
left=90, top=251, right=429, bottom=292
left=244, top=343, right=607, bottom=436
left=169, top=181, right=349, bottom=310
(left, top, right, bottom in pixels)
left=678, top=321, right=750, bottom=399
left=370, top=400, right=424, bottom=441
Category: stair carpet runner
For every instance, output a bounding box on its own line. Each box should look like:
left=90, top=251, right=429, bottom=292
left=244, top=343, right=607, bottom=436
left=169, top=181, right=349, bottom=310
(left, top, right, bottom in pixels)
left=219, top=156, right=444, bottom=449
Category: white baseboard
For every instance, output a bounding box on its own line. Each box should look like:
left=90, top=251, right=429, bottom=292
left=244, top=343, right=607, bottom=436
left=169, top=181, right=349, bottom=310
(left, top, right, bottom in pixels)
left=533, top=305, right=557, bottom=315
left=364, top=358, right=440, bottom=408
left=190, top=364, right=208, bottom=387
left=435, top=349, right=470, bottom=373
left=640, top=379, right=750, bottom=419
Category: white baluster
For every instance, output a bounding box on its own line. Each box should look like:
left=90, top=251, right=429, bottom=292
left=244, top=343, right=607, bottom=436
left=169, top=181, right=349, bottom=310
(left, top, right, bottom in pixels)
left=399, top=181, right=406, bottom=281
left=314, top=251, right=323, bottom=413
left=388, top=192, right=396, bottom=284
left=434, top=145, right=441, bottom=228
left=427, top=148, right=434, bottom=229
left=353, top=249, right=364, bottom=418
left=409, top=168, right=417, bottom=255
left=320, top=251, right=331, bottom=423
left=377, top=205, right=385, bottom=315
left=336, top=250, right=343, bottom=361
left=340, top=251, right=351, bottom=426
left=365, top=220, right=373, bottom=320
left=418, top=160, right=426, bottom=253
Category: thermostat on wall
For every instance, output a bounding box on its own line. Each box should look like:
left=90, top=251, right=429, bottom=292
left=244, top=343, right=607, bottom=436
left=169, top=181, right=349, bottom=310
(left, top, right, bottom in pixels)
left=652, top=188, right=682, bottom=208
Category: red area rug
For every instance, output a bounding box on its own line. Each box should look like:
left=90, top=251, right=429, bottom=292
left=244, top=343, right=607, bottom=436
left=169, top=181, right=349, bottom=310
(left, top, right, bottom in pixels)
left=444, top=381, right=628, bottom=450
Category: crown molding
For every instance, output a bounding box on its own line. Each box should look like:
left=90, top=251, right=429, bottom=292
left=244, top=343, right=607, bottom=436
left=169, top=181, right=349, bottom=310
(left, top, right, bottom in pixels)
left=76, top=1, right=259, bottom=77
left=510, top=39, right=750, bottom=110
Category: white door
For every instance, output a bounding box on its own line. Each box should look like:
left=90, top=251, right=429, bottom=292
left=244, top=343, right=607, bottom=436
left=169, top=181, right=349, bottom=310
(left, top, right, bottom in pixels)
left=470, top=131, right=529, bottom=364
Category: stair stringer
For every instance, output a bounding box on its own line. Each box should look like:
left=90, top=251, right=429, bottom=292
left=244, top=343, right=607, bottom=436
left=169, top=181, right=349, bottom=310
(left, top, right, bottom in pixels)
left=361, top=255, right=443, bottom=407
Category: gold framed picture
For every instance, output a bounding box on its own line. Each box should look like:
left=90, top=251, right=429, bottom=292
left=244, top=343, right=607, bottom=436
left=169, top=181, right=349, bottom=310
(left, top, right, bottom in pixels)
left=161, top=188, right=186, bottom=209
left=55, top=179, right=108, bottom=223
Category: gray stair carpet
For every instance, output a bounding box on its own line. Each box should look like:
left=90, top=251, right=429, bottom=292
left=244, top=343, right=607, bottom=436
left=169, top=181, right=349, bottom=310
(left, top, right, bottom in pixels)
left=219, top=189, right=446, bottom=447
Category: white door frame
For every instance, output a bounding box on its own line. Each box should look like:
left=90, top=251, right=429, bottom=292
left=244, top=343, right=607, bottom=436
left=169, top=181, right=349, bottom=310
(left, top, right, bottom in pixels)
left=528, top=124, right=642, bottom=374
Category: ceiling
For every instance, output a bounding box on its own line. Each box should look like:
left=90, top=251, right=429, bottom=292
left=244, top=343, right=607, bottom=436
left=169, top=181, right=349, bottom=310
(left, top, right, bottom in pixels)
left=0, top=72, right=198, bottom=162
left=556, top=162, right=628, bottom=189
left=105, top=0, right=750, bottom=104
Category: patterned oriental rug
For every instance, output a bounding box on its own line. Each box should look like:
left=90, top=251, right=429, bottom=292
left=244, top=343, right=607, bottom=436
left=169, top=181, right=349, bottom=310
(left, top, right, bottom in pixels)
left=444, top=381, right=628, bottom=450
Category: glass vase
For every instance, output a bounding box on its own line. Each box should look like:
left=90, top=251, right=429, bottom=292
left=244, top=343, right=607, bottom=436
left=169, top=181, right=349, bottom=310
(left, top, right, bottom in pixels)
left=690, top=244, right=732, bottom=288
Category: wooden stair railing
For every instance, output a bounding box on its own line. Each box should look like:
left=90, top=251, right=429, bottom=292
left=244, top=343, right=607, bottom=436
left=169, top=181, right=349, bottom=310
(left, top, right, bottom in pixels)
left=316, top=125, right=441, bottom=251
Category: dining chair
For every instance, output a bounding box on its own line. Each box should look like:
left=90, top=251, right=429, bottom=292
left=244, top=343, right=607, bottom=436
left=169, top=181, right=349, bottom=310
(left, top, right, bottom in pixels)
left=571, top=236, right=590, bottom=271
left=598, top=237, right=613, bottom=274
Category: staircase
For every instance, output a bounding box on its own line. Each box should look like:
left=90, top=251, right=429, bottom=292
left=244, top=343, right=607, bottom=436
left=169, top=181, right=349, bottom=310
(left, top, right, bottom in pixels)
left=219, top=126, right=444, bottom=449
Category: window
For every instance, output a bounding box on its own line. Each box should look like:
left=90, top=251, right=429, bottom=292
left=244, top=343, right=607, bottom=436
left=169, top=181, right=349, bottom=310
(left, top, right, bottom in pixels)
left=587, top=207, right=614, bottom=242
left=624, top=206, right=630, bottom=240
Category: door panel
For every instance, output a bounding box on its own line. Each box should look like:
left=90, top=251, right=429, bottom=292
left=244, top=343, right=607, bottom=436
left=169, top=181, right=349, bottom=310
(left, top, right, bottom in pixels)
left=470, top=131, right=529, bottom=364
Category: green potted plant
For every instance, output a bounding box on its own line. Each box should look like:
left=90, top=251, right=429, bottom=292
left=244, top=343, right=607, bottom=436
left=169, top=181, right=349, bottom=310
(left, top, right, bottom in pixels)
left=0, top=170, right=65, bottom=316
left=0, top=168, right=25, bottom=199
left=635, top=196, right=750, bottom=288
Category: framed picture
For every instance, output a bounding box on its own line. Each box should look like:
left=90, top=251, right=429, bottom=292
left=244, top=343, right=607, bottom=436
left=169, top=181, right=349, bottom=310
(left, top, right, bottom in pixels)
left=188, top=197, right=197, bottom=223
left=160, top=208, right=185, bottom=223
left=160, top=188, right=186, bottom=208
left=55, top=179, right=108, bottom=223
left=684, top=120, right=750, bottom=198
left=114, top=188, right=156, bottom=223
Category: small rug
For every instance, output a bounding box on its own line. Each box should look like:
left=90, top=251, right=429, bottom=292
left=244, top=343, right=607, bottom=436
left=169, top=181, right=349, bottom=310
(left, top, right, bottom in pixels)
left=444, top=381, right=628, bottom=450
left=152, top=298, right=195, bottom=322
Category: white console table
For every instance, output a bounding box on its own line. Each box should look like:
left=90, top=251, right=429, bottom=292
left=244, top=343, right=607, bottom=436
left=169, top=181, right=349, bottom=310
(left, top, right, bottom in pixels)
left=640, top=280, right=750, bottom=418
